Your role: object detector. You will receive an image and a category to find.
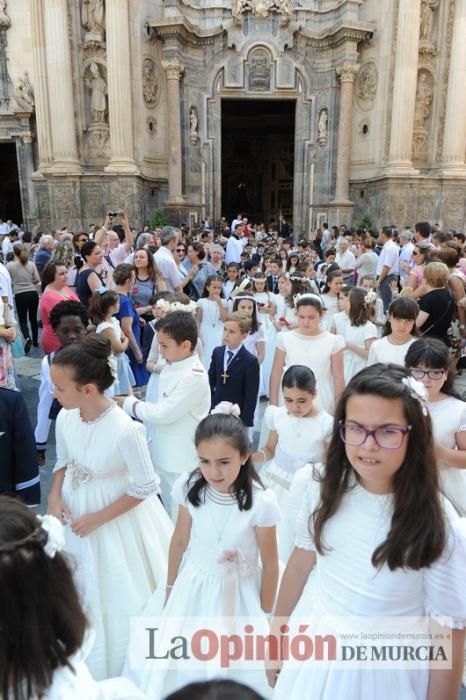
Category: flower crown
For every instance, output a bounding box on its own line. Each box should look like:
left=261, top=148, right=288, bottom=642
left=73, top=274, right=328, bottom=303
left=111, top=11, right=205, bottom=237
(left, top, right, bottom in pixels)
left=0, top=515, right=65, bottom=559
left=155, top=299, right=197, bottom=316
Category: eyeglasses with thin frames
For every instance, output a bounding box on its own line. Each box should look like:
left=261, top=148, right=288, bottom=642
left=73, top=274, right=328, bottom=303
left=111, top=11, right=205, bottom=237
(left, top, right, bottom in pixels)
left=338, top=421, right=412, bottom=449
left=410, top=368, right=445, bottom=380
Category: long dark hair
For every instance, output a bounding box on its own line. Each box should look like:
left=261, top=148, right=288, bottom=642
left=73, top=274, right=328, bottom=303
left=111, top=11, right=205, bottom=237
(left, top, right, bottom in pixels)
left=382, top=296, right=419, bottom=337
left=405, top=337, right=460, bottom=398
left=232, top=292, right=259, bottom=333
left=0, top=497, right=87, bottom=700
left=312, top=364, right=446, bottom=570
left=285, top=271, right=311, bottom=309
left=187, top=413, right=263, bottom=511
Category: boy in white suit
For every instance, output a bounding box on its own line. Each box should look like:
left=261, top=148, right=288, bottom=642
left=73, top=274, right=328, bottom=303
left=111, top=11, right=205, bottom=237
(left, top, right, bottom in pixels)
left=120, top=311, right=211, bottom=517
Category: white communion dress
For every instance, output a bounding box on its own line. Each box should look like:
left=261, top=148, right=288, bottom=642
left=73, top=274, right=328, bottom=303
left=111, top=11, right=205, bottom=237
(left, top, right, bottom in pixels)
left=332, top=312, right=377, bottom=382
left=367, top=336, right=416, bottom=367
left=275, top=330, right=345, bottom=414
left=260, top=406, right=333, bottom=561
left=428, top=395, right=466, bottom=515
left=274, top=473, right=466, bottom=700
left=197, top=298, right=227, bottom=368
left=254, top=291, right=278, bottom=397
left=131, top=475, right=281, bottom=699
left=54, top=404, right=173, bottom=680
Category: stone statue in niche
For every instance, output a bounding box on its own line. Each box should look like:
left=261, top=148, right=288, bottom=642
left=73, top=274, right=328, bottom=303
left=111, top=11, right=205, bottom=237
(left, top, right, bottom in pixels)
left=16, top=71, right=34, bottom=109
left=318, top=108, right=328, bottom=146
left=85, top=62, right=107, bottom=124
left=414, top=73, right=433, bottom=129
left=249, top=49, right=270, bottom=91
left=420, top=0, right=439, bottom=41
left=81, top=0, right=105, bottom=39
left=0, top=0, right=10, bottom=29
left=142, top=58, right=158, bottom=107
left=189, top=107, right=198, bottom=145
left=357, top=64, right=377, bottom=106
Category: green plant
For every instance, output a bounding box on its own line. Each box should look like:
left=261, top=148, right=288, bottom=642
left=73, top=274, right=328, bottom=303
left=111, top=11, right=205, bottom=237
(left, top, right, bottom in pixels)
left=357, top=213, right=374, bottom=231
left=149, top=208, right=168, bottom=230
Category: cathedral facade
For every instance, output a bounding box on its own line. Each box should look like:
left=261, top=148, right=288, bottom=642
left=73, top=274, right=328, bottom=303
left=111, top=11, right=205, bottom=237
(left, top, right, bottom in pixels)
left=0, top=0, right=465, bottom=233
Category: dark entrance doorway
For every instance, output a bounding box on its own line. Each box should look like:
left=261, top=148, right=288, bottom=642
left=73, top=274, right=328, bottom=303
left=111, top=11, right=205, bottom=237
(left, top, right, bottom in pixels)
left=0, top=142, right=23, bottom=225
left=221, top=99, right=295, bottom=227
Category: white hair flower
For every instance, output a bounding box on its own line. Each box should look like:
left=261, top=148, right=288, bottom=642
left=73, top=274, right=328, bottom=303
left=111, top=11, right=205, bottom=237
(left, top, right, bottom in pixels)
left=211, top=402, right=241, bottom=418
left=107, top=354, right=118, bottom=380
left=401, top=376, right=428, bottom=416
left=37, top=514, right=65, bottom=558
left=364, top=290, right=377, bottom=306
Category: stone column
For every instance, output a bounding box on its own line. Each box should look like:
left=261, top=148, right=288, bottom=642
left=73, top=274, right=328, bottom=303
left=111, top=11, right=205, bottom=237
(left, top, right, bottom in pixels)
left=30, top=0, right=53, bottom=170
left=440, top=0, right=466, bottom=174
left=334, top=63, right=358, bottom=203
left=386, top=0, right=421, bottom=172
left=162, top=59, right=185, bottom=203
left=43, top=0, right=81, bottom=172
left=105, top=0, right=138, bottom=173
left=21, top=132, right=38, bottom=219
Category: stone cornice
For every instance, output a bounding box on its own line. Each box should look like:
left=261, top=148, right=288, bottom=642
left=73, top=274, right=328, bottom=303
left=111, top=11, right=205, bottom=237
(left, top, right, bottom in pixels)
left=146, top=15, right=375, bottom=50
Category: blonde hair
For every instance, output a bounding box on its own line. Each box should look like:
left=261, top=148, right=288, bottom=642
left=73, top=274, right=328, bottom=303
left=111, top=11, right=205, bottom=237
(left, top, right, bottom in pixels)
left=225, top=311, right=251, bottom=334
left=424, top=262, right=449, bottom=289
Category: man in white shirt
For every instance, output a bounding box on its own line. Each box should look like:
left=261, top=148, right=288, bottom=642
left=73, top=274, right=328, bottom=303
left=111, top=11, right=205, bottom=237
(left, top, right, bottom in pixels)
left=225, top=224, right=244, bottom=264
left=398, top=230, right=414, bottom=285
left=154, top=226, right=184, bottom=293
left=321, top=222, right=331, bottom=252
left=230, top=212, right=242, bottom=233
left=2, top=230, right=19, bottom=260
left=376, top=226, right=399, bottom=312
left=335, top=237, right=356, bottom=285
left=0, top=219, right=9, bottom=236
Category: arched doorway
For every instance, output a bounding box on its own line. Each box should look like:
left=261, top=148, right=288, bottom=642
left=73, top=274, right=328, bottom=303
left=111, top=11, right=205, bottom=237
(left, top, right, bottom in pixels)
left=0, top=141, right=23, bottom=224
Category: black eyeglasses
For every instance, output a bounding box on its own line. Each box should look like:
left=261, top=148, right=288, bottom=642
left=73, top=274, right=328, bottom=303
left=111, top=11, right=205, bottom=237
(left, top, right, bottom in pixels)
left=410, top=368, right=445, bottom=380
left=338, top=421, right=412, bottom=449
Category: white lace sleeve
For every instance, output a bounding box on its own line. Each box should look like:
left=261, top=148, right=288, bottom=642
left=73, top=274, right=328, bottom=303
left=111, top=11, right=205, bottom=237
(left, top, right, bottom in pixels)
left=119, top=421, right=160, bottom=499
left=424, top=511, right=466, bottom=629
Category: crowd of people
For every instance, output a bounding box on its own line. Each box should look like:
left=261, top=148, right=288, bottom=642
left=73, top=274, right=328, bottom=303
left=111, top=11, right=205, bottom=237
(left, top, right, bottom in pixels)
left=1, top=212, right=466, bottom=699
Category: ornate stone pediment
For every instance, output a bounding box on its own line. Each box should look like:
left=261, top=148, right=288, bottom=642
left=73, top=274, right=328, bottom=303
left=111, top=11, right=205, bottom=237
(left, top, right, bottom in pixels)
left=234, top=0, right=291, bottom=18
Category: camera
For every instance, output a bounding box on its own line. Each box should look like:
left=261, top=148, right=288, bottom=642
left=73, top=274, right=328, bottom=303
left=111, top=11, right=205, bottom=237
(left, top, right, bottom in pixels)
left=108, top=210, right=121, bottom=217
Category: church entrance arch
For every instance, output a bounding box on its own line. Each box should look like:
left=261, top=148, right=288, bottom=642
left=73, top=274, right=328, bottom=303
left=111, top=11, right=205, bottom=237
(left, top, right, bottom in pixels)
left=221, top=99, right=295, bottom=227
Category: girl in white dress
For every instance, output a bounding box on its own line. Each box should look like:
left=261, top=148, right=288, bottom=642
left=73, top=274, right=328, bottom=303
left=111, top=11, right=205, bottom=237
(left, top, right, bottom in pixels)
left=269, top=364, right=466, bottom=700
left=0, top=497, right=142, bottom=700
left=405, top=337, right=466, bottom=515
left=197, top=275, right=228, bottom=368
left=253, top=273, right=277, bottom=397
left=360, top=275, right=385, bottom=336
left=253, top=365, right=333, bottom=562
left=321, top=269, right=343, bottom=331
left=130, top=407, right=280, bottom=698
left=90, top=288, right=135, bottom=396
left=367, top=297, right=419, bottom=367
left=47, top=334, right=173, bottom=681
left=269, top=294, right=345, bottom=415
left=332, top=286, right=377, bottom=383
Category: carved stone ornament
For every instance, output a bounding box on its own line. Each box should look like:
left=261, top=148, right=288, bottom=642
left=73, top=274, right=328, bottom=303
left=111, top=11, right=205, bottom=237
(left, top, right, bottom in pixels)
left=162, top=59, right=184, bottom=81
left=189, top=106, right=198, bottom=145
left=336, top=63, right=359, bottom=83
left=85, top=61, right=107, bottom=124
left=414, top=72, right=433, bottom=130
left=420, top=0, right=439, bottom=42
left=234, top=0, right=291, bottom=18
left=248, top=48, right=271, bottom=92
left=356, top=63, right=377, bottom=110
left=318, top=108, right=328, bottom=146
left=0, top=0, right=10, bottom=29
left=81, top=0, right=105, bottom=41
left=15, top=71, right=34, bottom=110
left=143, top=58, right=158, bottom=107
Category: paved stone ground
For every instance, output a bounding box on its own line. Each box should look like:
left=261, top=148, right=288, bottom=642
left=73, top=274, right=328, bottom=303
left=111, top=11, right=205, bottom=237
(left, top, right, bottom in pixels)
left=17, top=352, right=466, bottom=696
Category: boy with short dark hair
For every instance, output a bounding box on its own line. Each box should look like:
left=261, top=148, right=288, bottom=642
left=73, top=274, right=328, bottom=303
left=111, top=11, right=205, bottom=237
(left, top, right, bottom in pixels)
left=121, top=311, right=211, bottom=516
left=208, top=312, right=259, bottom=430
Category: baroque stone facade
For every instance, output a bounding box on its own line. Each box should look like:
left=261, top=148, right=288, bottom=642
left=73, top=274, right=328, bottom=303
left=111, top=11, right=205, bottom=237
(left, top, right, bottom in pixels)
left=0, top=0, right=465, bottom=231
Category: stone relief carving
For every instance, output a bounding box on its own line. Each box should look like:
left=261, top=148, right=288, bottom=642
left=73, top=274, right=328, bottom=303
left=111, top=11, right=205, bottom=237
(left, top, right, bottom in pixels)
left=0, top=0, right=10, bottom=29
left=189, top=106, right=198, bottom=145
left=15, top=71, right=34, bottom=110
left=318, top=108, right=328, bottom=146
left=85, top=62, right=107, bottom=124
left=420, top=0, right=439, bottom=41
left=81, top=0, right=105, bottom=38
left=143, top=58, right=158, bottom=107
left=414, top=72, right=433, bottom=130
left=356, top=63, right=377, bottom=110
left=248, top=48, right=271, bottom=91
left=235, top=0, right=291, bottom=18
